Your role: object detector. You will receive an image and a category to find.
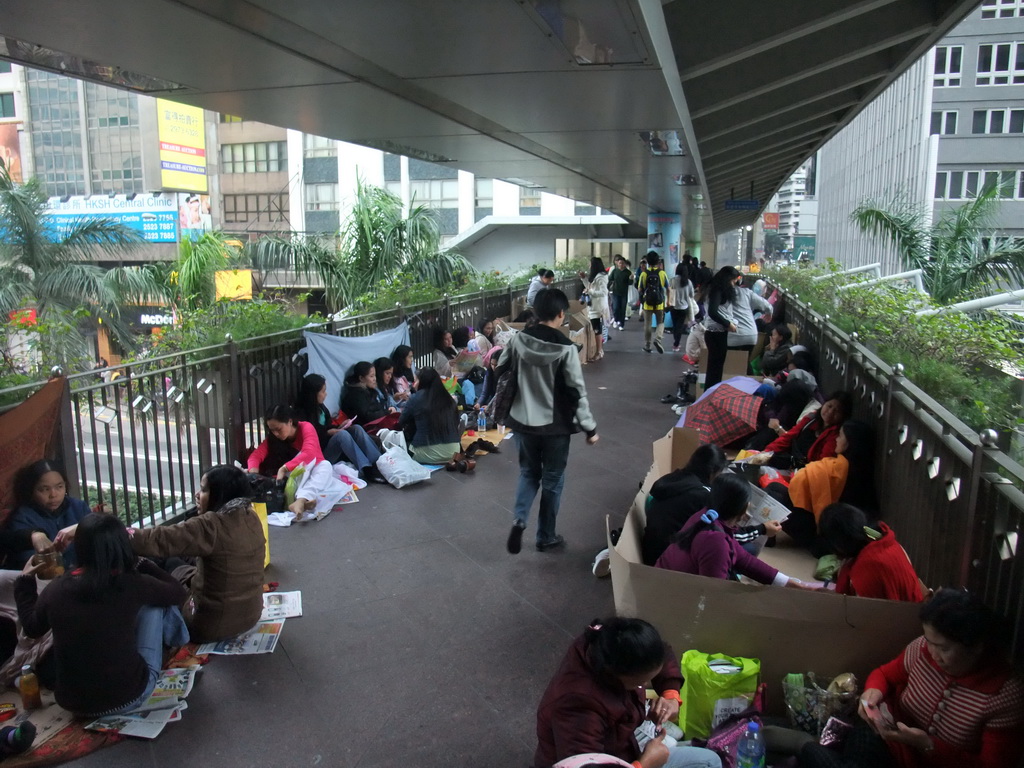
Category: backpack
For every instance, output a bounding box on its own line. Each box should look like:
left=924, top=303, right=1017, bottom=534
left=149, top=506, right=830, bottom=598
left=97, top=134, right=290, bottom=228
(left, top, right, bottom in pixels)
left=642, top=269, right=665, bottom=306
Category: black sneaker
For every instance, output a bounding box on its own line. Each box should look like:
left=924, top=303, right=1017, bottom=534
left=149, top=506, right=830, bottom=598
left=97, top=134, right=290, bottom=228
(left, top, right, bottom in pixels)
left=536, top=534, right=566, bottom=552
left=506, top=523, right=525, bottom=554
left=642, top=346, right=652, bottom=353
left=654, top=339, right=664, bottom=354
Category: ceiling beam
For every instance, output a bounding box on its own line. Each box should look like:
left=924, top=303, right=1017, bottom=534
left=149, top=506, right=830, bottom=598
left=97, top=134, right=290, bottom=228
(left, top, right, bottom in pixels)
left=702, top=117, right=842, bottom=160
left=689, top=26, right=928, bottom=118
left=677, top=0, right=901, bottom=82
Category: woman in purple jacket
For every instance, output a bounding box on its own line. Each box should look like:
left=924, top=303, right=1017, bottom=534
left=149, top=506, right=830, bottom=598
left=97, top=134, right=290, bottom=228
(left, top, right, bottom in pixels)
left=656, top=474, right=809, bottom=589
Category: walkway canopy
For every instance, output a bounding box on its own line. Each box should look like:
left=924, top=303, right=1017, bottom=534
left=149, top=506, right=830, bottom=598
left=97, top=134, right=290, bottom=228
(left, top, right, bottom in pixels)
left=0, top=0, right=976, bottom=243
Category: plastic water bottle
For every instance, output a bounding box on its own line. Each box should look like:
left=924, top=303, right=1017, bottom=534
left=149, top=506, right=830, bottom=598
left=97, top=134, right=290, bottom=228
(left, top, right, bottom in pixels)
left=736, top=722, right=765, bottom=768
left=477, top=411, right=487, bottom=433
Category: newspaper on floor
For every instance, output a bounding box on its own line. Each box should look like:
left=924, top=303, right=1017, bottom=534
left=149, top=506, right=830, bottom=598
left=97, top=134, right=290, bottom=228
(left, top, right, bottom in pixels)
left=86, top=703, right=186, bottom=739
left=338, top=488, right=359, bottom=504
left=127, top=667, right=201, bottom=713
left=261, top=591, right=302, bottom=621
left=744, top=483, right=791, bottom=525
left=196, top=620, right=284, bottom=655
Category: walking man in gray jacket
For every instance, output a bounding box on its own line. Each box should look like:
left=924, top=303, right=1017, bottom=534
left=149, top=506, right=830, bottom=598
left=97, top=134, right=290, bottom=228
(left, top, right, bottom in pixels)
left=497, top=289, right=599, bottom=554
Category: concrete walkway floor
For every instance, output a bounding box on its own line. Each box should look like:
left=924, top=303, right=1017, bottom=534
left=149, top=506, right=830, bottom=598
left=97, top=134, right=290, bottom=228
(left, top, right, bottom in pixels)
left=70, top=322, right=702, bottom=768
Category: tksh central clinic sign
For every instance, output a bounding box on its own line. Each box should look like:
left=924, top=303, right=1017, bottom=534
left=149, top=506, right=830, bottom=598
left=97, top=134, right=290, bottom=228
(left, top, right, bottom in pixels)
left=156, top=99, right=207, bottom=193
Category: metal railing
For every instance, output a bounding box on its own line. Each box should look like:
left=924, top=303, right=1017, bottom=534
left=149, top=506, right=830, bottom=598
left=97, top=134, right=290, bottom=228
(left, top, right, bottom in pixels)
left=779, top=292, right=1024, bottom=660
left=3, top=277, right=579, bottom=530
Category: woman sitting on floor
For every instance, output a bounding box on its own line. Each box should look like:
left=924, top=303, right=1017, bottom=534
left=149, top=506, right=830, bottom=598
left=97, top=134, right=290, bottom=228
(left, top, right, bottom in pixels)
left=130, top=465, right=265, bottom=644
left=759, top=323, right=793, bottom=377
left=8, top=460, right=91, bottom=569
left=656, top=474, right=807, bottom=589
left=749, top=390, right=852, bottom=469
left=295, top=373, right=383, bottom=479
left=473, top=317, right=495, bottom=356
left=431, top=327, right=478, bottom=404
left=247, top=405, right=361, bottom=513
left=534, top=616, right=722, bottom=768
left=799, top=589, right=1024, bottom=768
left=398, top=368, right=461, bottom=465
left=16, top=513, right=188, bottom=717
left=817, top=503, right=924, bottom=603
left=641, top=444, right=727, bottom=566
left=768, top=419, right=878, bottom=552
left=340, top=361, right=400, bottom=434
left=374, top=357, right=402, bottom=411
left=391, top=345, right=416, bottom=403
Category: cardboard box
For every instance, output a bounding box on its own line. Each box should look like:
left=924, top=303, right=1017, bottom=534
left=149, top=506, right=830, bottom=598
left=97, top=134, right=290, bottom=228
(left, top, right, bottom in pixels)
left=696, top=350, right=750, bottom=396
left=608, top=504, right=923, bottom=716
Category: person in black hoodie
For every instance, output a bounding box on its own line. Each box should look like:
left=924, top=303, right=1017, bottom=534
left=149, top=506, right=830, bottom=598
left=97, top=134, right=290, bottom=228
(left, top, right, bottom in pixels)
left=641, top=444, right=727, bottom=565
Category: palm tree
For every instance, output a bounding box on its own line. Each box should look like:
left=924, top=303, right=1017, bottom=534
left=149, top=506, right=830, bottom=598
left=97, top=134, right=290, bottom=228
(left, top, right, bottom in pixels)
left=852, top=187, right=1024, bottom=303
left=337, top=178, right=474, bottom=307
left=0, top=160, right=160, bottom=365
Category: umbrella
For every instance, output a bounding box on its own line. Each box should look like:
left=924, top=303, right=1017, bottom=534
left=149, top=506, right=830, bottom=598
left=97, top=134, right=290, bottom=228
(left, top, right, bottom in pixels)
left=677, top=382, right=761, bottom=445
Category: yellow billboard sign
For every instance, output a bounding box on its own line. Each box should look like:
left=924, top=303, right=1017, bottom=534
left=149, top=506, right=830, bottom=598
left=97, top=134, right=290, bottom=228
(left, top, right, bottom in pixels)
left=157, top=99, right=207, bottom=192
left=215, top=270, right=253, bottom=301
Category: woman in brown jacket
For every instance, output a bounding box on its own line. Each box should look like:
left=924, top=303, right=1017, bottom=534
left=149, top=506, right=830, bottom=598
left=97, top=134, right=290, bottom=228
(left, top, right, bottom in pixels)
left=130, top=465, right=265, bottom=643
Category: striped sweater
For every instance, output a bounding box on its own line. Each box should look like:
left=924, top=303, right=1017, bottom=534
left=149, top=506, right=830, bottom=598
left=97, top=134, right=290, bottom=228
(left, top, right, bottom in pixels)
left=865, top=636, right=1024, bottom=768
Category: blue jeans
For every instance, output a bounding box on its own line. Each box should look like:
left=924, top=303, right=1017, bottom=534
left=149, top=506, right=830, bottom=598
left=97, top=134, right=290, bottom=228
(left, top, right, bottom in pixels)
left=513, top=433, right=571, bottom=545
left=663, top=745, right=722, bottom=768
left=100, top=604, right=189, bottom=716
left=324, top=425, right=382, bottom=470
left=611, top=294, right=627, bottom=325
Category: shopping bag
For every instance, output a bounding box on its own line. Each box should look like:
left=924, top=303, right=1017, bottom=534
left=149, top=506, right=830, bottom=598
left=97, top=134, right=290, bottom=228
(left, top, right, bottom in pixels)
left=782, top=672, right=859, bottom=737
left=283, top=465, right=306, bottom=505
left=679, top=651, right=761, bottom=739
left=376, top=445, right=431, bottom=488
left=250, top=502, right=271, bottom=568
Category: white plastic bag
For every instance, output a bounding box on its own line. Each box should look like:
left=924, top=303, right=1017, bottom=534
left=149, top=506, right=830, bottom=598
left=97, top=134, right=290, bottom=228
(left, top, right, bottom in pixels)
left=376, top=428, right=408, bottom=453
left=375, top=445, right=431, bottom=488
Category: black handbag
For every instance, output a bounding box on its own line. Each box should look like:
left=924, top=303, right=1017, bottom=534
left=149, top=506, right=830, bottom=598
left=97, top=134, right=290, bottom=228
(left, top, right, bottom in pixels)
left=486, top=358, right=519, bottom=424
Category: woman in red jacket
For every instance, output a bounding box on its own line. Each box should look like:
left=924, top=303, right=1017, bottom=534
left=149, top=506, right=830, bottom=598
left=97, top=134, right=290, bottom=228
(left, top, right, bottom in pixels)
left=799, top=589, right=1024, bottom=768
left=750, top=391, right=852, bottom=469
left=535, top=618, right=721, bottom=768
left=818, top=504, right=924, bottom=602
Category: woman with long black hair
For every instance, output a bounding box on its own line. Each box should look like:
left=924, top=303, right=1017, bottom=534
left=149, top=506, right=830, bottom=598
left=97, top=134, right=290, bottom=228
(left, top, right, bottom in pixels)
left=703, top=266, right=742, bottom=390
left=16, top=513, right=188, bottom=717
left=295, top=374, right=382, bottom=477
left=398, top=367, right=461, bottom=464
left=390, top=345, right=416, bottom=403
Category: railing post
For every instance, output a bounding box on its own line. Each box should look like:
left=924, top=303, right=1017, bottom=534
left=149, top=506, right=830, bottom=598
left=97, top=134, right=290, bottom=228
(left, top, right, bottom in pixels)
left=879, top=362, right=903, bottom=521
left=396, top=302, right=405, bottom=325
left=53, top=369, right=81, bottom=499
left=507, top=284, right=514, bottom=319
left=961, top=429, right=999, bottom=586
left=443, top=293, right=451, bottom=330
left=222, top=333, right=245, bottom=466
left=846, top=332, right=859, bottom=392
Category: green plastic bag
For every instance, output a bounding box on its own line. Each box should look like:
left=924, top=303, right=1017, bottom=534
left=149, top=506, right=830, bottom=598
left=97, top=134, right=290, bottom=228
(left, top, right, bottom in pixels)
left=679, top=650, right=760, bottom=738
left=815, top=554, right=841, bottom=581
left=284, top=465, right=306, bottom=506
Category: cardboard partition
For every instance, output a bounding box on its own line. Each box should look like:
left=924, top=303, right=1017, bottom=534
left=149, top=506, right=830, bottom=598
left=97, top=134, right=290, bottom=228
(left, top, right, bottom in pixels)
left=696, top=350, right=750, bottom=396
left=608, top=509, right=923, bottom=716
left=652, top=426, right=702, bottom=476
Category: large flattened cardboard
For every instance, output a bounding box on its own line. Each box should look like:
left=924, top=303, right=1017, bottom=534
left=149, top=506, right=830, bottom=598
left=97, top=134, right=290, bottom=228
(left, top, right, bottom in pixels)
left=610, top=502, right=922, bottom=717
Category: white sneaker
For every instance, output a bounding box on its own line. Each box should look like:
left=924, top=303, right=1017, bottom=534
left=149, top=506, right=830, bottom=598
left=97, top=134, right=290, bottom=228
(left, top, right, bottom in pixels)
left=592, top=548, right=611, bottom=577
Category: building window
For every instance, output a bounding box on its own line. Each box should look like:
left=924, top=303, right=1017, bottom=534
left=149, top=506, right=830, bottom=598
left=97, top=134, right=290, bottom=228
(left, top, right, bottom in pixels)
left=934, top=168, right=1023, bottom=200
left=475, top=178, right=493, bottom=209
left=933, top=46, right=962, bottom=87
left=221, top=142, right=287, bottom=173
left=0, top=62, right=11, bottom=74
left=972, top=108, right=1024, bottom=134
left=981, top=0, right=1024, bottom=18
left=929, top=110, right=958, bottom=135
left=976, top=42, right=1024, bottom=85
left=384, top=181, right=403, bottom=201
left=303, top=133, right=336, bottom=158
left=519, top=185, right=542, bottom=208
left=305, top=183, right=338, bottom=211
left=0, top=92, right=14, bottom=118
left=409, top=178, right=459, bottom=208
left=223, top=193, right=289, bottom=224
left=219, top=114, right=243, bottom=123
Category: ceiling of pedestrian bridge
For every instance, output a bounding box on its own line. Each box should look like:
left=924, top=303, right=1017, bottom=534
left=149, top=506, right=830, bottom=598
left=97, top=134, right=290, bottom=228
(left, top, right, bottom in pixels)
left=0, top=0, right=977, bottom=246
